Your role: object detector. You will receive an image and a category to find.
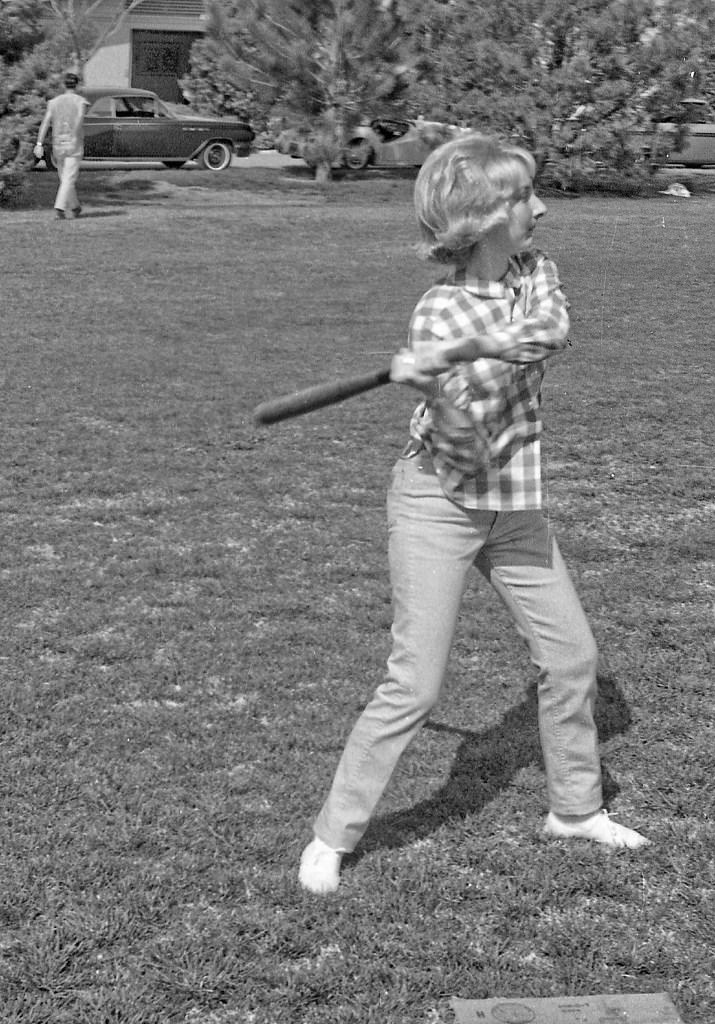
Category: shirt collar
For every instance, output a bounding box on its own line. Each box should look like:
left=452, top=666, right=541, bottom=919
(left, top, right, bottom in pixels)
left=451, top=256, right=523, bottom=297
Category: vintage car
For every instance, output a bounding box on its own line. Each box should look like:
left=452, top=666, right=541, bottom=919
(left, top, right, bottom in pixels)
left=276, top=117, right=470, bottom=170
left=651, top=99, right=715, bottom=167
left=38, top=87, right=254, bottom=171
left=342, top=117, right=470, bottom=169
left=631, top=99, right=715, bottom=167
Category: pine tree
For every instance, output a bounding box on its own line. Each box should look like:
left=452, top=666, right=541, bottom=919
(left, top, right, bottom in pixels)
left=397, top=0, right=715, bottom=190
left=196, top=0, right=411, bottom=181
left=0, top=0, right=46, bottom=64
left=0, top=0, right=57, bottom=203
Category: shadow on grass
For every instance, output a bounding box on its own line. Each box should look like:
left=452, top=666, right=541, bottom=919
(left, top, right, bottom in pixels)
left=75, top=210, right=129, bottom=219
left=14, top=171, right=162, bottom=211
left=273, top=162, right=419, bottom=181
left=353, top=672, right=631, bottom=858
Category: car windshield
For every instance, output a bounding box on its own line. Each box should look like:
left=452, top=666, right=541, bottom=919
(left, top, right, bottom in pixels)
left=372, top=120, right=410, bottom=142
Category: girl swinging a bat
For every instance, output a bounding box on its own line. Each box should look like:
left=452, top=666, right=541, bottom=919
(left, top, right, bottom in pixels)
left=299, top=133, right=649, bottom=895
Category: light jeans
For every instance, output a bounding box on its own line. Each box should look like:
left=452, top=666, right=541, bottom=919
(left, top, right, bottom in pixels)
left=313, top=452, right=602, bottom=853
left=54, top=153, right=82, bottom=213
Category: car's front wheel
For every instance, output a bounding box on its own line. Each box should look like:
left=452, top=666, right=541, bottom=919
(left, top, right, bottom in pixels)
left=198, top=141, right=233, bottom=171
left=344, top=139, right=373, bottom=171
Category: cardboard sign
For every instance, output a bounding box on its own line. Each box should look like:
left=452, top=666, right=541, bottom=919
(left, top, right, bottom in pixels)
left=451, top=992, right=683, bottom=1024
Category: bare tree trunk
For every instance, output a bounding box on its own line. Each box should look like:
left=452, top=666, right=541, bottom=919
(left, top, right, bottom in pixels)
left=42, top=0, right=148, bottom=66
left=304, top=125, right=341, bottom=182
left=314, top=160, right=332, bottom=183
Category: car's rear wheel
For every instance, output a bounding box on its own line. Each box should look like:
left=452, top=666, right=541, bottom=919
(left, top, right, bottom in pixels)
left=344, top=139, right=373, bottom=170
left=162, top=160, right=186, bottom=169
left=41, top=146, right=57, bottom=170
left=198, top=141, right=233, bottom=171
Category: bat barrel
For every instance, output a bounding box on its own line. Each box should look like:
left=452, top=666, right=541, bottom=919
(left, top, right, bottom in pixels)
left=253, top=368, right=391, bottom=425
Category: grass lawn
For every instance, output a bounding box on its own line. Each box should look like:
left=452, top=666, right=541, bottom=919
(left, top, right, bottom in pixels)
left=1, top=162, right=713, bottom=1024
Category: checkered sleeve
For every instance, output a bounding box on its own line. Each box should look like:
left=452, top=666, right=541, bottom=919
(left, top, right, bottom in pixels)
left=475, top=251, right=570, bottom=363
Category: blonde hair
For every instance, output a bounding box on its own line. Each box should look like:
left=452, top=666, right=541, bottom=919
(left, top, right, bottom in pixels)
left=414, top=133, right=536, bottom=266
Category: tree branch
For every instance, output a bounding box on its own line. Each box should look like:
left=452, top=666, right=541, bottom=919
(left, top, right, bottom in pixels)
left=81, top=0, right=146, bottom=64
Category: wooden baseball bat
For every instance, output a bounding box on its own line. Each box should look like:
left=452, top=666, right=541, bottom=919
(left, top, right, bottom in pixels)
left=252, top=338, right=483, bottom=426
left=253, top=367, right=392, bottom=425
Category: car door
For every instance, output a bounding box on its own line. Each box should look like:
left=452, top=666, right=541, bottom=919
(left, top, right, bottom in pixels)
left=678, top=106, right=715, bottom=165
left=83, top=95, right=117, bottom=158
left=657, top=102, right=715, bottom=166
left=112, top=94, right=186, bottom=159
left=371, top=120, right=417, bottom=166
left=388, top=128, right=429, bottom=165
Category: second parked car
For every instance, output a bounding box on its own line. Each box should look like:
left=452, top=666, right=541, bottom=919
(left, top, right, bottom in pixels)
left=39, top=87, right=254, bottom=171
left=632, top=98, right=715, bottom=167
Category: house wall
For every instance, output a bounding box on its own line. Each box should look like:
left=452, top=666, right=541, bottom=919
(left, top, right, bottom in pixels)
left=83, top=0, right=205, bottom=98
left=85, top=33, right=131, bottom=88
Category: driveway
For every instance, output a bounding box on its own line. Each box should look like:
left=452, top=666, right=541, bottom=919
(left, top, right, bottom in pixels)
left=234, top=149, right=296, bottom=168
left=63, top=150, right=297, bottom=172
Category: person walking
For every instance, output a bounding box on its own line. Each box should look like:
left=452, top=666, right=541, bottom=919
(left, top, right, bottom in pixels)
left=299, top=133, right=649, bottom=896
left=34, top=72, right=90, bottom=220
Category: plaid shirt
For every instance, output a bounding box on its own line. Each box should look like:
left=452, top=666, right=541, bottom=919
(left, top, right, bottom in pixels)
left=407, top=249, right=570, bottom=511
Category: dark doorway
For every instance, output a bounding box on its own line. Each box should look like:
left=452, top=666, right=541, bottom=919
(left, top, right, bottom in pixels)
left=131, top=30, right=201, bottom=103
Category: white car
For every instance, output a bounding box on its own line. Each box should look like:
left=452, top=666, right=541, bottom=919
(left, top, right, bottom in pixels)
left=277, top=117, right=470, bottom=171
left=342, top=117, right=471, bottom=170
